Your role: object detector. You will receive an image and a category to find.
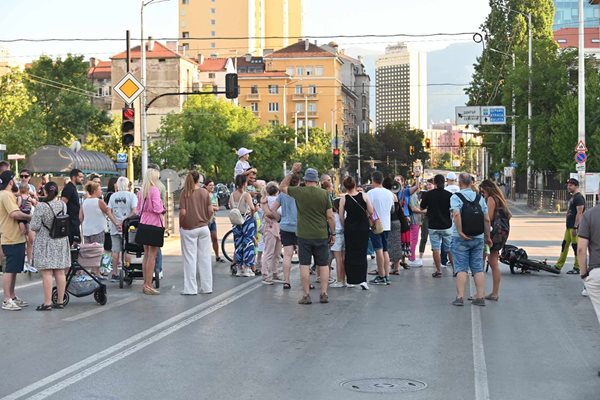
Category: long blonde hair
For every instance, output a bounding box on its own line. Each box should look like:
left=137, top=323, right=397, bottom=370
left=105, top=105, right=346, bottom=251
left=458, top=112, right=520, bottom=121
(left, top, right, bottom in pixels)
left=142, top=169, right=161, bottom=198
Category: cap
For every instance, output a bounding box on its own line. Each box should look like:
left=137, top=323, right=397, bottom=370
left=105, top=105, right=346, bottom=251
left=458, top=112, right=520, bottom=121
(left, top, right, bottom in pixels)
left=0, top=170, right=15, bottom=189
left=566, top=178, right=579, bottom=186
left=237, top=147, right=253, bottom=158
left=303, top=168, right=319, bottom=182
left=447, top=172, right=457, bottom=181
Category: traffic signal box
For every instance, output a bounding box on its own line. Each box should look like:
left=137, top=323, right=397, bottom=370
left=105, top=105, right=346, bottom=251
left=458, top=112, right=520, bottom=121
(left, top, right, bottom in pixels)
left=425, top=138, right=431, bottom=149
left=459, top=138, right=465, bottom=148
left=121, top=107, right=135, bottom=147
left=333, top=148, right=340, bottom=168
left=225, top=73, right=239, bottom=99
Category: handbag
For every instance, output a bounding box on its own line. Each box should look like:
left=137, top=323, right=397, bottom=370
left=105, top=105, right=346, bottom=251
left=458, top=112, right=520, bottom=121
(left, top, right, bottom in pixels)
left=228, top=193, right=247, bottom=226
left=348, top=194, right=384, bottom=235
left=135, top=191, right=165, bottom=247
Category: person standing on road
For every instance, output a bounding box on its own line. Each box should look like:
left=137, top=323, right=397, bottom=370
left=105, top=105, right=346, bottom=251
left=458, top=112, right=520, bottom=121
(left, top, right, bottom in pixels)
left=367, top=171, right=395, bottom=286
left=137, top=169, right=166, bottom=295
left=555, top=178, right=585, bottom=274
left=266, top=173, right=300, bottom=289
left=449, top=173, right=492, bottom=306
left=107, top=177, right=137, bottom=281
left=280, top=163, right=335, bottom=304
left=205, top=180, right=225, bottom=263
left=575, top=183, right=600, bottom=377
left=339, top=175, right=373, bottom=289
left=480, top=180, right=511, bottom=301
left=0, top=171, right=32, bottom=311
left=408, top=191, right=426, bottom=268
left=180, top=171, right=214, bottom=295
left=383, top=177, right=402, bottom=275
left=229, top=174, right=257, bottom=277
left=30, top=182, right=70, bottom=311
left=260, top=182, right=282, bottom=285
left=420, top=174, right=453, bottom=278
left=61, top=169, right=84, bottom=245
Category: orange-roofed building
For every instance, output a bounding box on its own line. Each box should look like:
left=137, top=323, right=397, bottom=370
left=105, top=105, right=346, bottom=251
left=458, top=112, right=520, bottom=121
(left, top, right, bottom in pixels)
left=195, top=55, right=236, bottom=99
left=88, top=58, right=112, bottom=111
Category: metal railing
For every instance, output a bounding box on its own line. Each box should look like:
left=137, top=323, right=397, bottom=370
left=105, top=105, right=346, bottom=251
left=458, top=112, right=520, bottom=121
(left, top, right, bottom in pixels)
left=527, top=189, right=597, bottom=212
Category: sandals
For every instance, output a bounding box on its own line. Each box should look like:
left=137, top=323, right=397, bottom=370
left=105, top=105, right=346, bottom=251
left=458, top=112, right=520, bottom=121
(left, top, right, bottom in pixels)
left=485, top=294, right=499, bottom=301
left=368, top=269, right=378, bottom=275
left=53, top=303, right=65, bottom=309
left=283, top=283, right=291, bottom=290
left=36, top=304, right=53, bottom=311
left=401, top=262, right=410, bottom=270
left=216, top=257, right=226, bottom=263
left=390, top=269, right=400, bottom=275
left=431, top=272, right=442, bottom=278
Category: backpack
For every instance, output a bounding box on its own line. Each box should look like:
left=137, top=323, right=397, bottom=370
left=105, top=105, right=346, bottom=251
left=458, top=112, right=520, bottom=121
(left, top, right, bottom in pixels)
left=228, top=193, right=247, bottom=226
left=455, top=193, right=484, bottom=236
left=42, top=202, right=70, bottom=239
left=491, top=206, right=510, bottom=246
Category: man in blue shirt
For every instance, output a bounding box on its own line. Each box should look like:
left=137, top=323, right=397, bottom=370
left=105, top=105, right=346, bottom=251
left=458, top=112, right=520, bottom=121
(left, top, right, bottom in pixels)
left=450, top=173, right=492, bottom=306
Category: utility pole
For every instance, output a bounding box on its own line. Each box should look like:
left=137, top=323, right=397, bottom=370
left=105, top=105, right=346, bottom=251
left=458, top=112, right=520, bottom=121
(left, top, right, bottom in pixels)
left=526, top=12, right=533, bottom=191
left=126, top=30, right=134, bottom=184
left=578, top=0, right=586, bottom=194
left=140, top=3, right=148, bottom=176
left=357, top=125, right=361, bottom=185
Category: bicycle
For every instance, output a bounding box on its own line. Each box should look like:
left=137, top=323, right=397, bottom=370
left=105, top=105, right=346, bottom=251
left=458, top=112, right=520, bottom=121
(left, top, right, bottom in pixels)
left=499, top=244, right=560, bottom=275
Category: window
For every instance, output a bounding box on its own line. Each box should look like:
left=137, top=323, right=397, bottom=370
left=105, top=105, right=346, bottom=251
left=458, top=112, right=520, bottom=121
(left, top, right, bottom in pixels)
left=269, top=120, right=279, bottom=126
left=295, top=103, right=304, bottom=112
left=182, top=0, right=188, bottom=4
left=308, top=103, right=317, bottom=112
left=208, top=73, right=216, bottom=79
left=308, top=85, right=317, bottom=94
left=182, top=31, right=189, bottom=39
left=211, top=42, right=216, bottom=48
left=315, top=66, right=324, bottom=76
left=286, top=67, right=294, bottom=76
left=211, top=31, right=216, bottom=37
left=251, top=85, right=258, bottom=94
left=268, top=85, right=279, bottom=94
left=181, top=43, right=189, bottom=50
left=251, top=103, right=258, bottom=112
left=181, top=20, right=186, bottom=27
left=268, top=102, right=279, bottom=112
left=211, top=19, right=216, bottom=25
left=296, top=66, right=304, bottom=76
left=211, top=8, right=216, bottom=13
left=295, top=85, right=303, bottom=95
left=306, top=66, right=313, bottom=76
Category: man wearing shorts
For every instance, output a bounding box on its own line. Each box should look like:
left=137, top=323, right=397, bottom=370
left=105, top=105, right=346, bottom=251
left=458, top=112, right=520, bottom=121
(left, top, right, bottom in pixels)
left=1, top=171, right=32, bottom=311
left=280, top=163, right=335, bottom=304
left=367, top=171, right=395, bottom=286
left=420, top=174, right=453, bottom=278
left=450, top=173, right=492, bottom=306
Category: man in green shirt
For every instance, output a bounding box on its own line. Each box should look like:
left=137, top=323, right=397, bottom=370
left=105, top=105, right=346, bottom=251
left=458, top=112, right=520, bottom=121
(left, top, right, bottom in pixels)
left=280, top=163, right=335, bottom=305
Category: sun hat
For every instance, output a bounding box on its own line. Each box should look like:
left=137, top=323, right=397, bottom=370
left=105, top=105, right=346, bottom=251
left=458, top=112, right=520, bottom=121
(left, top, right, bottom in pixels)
left=237, top=147, right=253, bottom=158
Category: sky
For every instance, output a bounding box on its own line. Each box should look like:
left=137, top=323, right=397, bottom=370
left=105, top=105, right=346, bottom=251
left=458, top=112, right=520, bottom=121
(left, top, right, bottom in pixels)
left=0, top=0, right=491, bottom=124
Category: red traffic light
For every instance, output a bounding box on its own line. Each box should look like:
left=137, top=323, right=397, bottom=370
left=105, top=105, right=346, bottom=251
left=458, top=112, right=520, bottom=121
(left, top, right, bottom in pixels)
left=122, top=108, right=135, bottom=121
left=333, top=148, right=340, bottom=156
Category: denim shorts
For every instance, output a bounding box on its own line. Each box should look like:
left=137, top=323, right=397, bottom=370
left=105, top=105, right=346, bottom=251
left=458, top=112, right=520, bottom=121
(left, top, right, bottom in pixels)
left=298, top=237, right=329, bottom=266
left=370, top=230, right=390, bottom=251
left=111, top=234, right=123, bottom=253
left=330, top=232, right=345, bottom=252
left=429, top=228, right=452, bottom=251
left=451, top=236, right=485, bottom=274
left=3, top=243, right=26, bottom=273
left=208, top=220, right=217, bottom=233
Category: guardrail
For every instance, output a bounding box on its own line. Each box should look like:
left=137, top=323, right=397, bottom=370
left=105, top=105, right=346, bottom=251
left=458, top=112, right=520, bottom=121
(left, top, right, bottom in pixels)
left=527, top=189, right=597, bottom=212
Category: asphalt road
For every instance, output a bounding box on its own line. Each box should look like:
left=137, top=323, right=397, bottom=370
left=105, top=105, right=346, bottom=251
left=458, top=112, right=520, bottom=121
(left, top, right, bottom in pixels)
left=0, top=206, right=598, bottom=400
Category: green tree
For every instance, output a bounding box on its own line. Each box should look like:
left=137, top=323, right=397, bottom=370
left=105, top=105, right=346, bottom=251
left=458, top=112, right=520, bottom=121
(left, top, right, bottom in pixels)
left=24, top=54, right=112, bottom=146
left=293, top=127, right=332, bottom=175
left=250, top=125, right=296, bottom=181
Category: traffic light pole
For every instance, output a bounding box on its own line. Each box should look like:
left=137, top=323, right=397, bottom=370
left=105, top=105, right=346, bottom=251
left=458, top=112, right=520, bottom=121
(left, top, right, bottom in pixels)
left=125, top=30, right=134, bottom=184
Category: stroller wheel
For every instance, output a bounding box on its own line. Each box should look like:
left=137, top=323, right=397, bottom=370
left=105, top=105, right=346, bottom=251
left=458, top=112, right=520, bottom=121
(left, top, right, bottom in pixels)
left=94, top=289, right=107, bottom=305
left=52, top=287, right=70, bottom=307
left=153, top=270, right=160, bottom=289
left=119, top=268, right=124, bottom=289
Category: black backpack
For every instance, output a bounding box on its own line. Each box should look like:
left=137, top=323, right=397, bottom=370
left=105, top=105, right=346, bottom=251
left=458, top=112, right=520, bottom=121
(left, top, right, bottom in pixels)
left=42, top=202, right=70, bottom=239
left=455, top=193, right=485, bottom=236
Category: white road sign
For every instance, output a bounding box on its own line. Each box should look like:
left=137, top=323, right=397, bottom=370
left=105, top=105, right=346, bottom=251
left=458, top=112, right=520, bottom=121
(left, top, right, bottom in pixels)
left=481, top=106, right=506, bottom=125
left=456, top=105, right=506, bottom=125
left=455, top=106, right=481, bottom=125
left=114, top=73, right=145, bottom=105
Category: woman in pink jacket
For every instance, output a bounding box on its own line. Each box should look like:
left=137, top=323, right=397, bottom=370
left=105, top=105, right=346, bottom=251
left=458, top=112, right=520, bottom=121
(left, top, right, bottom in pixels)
left=137, top=169, right=165, bottom=295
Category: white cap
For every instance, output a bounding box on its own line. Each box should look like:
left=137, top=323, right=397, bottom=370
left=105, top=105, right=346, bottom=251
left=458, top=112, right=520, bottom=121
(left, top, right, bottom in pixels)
left=237, top=147, right=253, bottom=157
left=446, top=172, right=457, bottom=181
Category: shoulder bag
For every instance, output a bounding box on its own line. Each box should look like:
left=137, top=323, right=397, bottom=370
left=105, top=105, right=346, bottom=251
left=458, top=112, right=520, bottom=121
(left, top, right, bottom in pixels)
left=135, top=191, right=165, bottom=248
left=228, top=193, right=247, bottom=226
left=349, top=193, right=384, bottom=235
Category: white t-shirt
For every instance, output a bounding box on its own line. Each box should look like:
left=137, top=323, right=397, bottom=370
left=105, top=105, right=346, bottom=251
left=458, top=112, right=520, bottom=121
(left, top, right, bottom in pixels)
left=107, top=191, right=138, bottom=235
left=367, top=187, right=395, bottom=231
left=445, top=184, right=460, bottom=194
left=234, top=160, right=251, bottom=179
left=334, top=213, right=343, bottom=233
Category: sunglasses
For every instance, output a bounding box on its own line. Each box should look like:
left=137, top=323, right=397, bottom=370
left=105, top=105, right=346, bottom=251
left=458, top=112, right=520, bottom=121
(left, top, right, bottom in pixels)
left=20, top=175, right=30, bottom=178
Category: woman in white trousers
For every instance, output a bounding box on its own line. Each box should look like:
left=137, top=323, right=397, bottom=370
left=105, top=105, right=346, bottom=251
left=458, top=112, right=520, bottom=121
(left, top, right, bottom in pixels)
left=179, top=171, right=214, bottom=295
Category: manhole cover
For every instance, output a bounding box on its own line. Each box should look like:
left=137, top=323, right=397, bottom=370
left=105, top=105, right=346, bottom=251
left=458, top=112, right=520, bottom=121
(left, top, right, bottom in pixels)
left=341, top=378, right=427, bottom=394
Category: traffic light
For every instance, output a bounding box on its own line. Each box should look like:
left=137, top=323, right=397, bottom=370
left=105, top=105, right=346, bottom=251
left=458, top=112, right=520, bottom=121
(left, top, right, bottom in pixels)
left=333, top=148, right=340, bottom=168
left=121, top=107, right=135, bottom=147
left=409, top=145, right=415, bottom=155
left=225, top=73, right=239, bottom=99
left=425, top=138, right=431, bottom=149
left=459, top=138, right=465, bottom=148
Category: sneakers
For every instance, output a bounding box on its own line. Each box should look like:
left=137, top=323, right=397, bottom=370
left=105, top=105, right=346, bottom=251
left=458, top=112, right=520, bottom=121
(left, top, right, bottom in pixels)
left=330, top=281, right=345, bottom=288
left=451, top=297, right=464, bottom=306
left=111, top=274, right=120, bottom=282
left=370, top=276, right=386, bottom=285
left=408, top=259, right=423, bottom=268
left=384, top=276, right=390, bottom=285
left=298, top=295, right=312, bottom=304
left=471, top=297, right=486, bottom=306
left=359, top=282, right=369, bottom=290
left=23, top=262, right=37, bottom=273
left=345, top=283, right=356, bottom=288
left=242, top=267, right=255, bottom=277
left=2, top=298, right=22, bottom=311
left=319, top=293, right=329, bottom=303
left=12, top=297, right=28, bottom=307
left=158, top=271, right=164, bottom=280
left=566, top=268, right=580, bottom=275
left=582, top=287, right=589, bottom=297
left=328, top=277, right=336, bottom=284
left=272, top=274, right=284, bottom=283
left=236, top=267, right=243, bottom=277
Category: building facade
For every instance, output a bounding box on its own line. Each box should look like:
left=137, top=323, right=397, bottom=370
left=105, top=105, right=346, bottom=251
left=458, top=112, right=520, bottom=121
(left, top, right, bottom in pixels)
left=554, top=0, right=599, bottom=30
left=179, top=0, right=303, bottom=57
left=375, top=43, right=427, bottom=131
left=88, top=58, right=112, bottom=112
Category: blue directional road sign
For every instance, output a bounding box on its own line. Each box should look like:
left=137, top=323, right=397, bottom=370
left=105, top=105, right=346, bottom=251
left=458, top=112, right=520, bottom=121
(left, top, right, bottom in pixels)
left=117, top=153, right=127, bottom=163
left=115, top=162, right=128, bottom=170
left=481, top=106, right=506, bottom=125
left=575, top=151, right=587, bottom=164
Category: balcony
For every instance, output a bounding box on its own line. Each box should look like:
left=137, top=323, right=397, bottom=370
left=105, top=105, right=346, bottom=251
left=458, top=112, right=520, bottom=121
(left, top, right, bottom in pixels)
left=246, top=93, right=261, bottom=101
left=292, top=93, right=318, bottom=101
left=290, top=111, right=318, bottom=119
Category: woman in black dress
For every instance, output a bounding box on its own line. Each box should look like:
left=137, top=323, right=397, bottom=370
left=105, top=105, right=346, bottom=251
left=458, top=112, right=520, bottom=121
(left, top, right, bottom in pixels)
left=339, top=176, right=374, bottom=289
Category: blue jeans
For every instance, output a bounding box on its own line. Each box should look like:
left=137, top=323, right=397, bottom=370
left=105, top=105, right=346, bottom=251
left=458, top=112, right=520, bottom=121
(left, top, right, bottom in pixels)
left=154, top=248, right=162, bottom=273
left=451, top=236, right=485, bottom=274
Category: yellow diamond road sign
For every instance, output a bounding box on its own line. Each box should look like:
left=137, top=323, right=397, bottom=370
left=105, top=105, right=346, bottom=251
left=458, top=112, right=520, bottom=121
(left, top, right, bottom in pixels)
left=114, top=73, right=145, bottom=105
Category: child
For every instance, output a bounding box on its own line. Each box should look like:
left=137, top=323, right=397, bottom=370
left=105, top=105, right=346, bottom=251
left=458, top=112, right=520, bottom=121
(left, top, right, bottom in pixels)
left=253, top=180, right=266, bottom=275
left=330, top=198, right=346, bottom=288
left=17, top=185, right=36, bottom=273
left=260, top=181, right=282, bottom=284
left=234, top=147, right=256, bottom=179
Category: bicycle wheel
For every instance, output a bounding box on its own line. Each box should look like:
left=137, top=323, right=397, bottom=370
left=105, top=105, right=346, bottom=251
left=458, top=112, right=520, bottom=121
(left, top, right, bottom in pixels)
left=221, top=229, right=235, bottom=263
left=521, top=259, right=560, bottom=274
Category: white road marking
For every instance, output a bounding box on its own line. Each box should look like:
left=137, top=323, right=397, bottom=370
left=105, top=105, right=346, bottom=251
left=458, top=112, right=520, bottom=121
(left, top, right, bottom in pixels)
left=62, top=297, right=138, bottom=322
left=0, top=278, right=261, bottom=400
left=0, top=279, right=42, bottom=296
left=471, top=305, right=491, bottom=400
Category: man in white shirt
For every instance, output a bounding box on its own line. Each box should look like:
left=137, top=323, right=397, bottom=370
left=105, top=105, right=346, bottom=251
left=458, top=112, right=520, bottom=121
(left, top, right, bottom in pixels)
left=368, top=171, right=395, bottom=285
left=445, top=172, right=460, bottom=194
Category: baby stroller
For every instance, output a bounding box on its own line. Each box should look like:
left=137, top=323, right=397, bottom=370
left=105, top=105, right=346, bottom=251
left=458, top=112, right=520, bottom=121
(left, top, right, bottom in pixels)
left=52, top=245, right=107, bottom=306
left=119, top=215, right=160, bottom=289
